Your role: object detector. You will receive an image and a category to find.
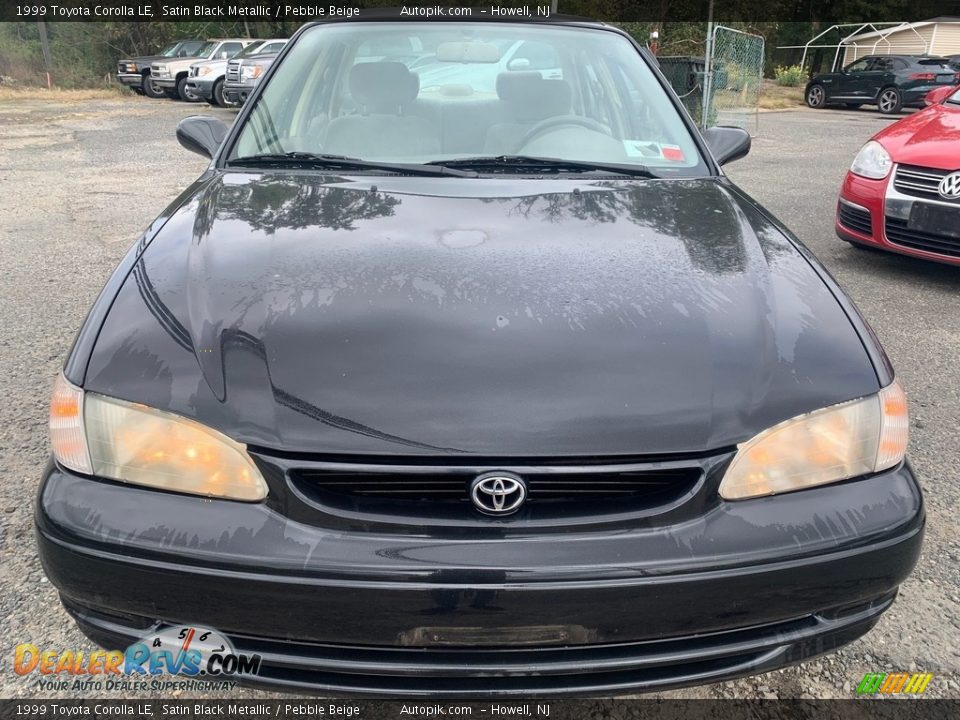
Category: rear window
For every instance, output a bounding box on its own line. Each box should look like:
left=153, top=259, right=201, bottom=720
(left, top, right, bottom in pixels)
left=916, top=58, right=954, bottom=70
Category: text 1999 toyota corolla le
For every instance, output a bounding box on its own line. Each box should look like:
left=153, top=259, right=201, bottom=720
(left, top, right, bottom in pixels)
left=37, top=17, right=923, bottom=696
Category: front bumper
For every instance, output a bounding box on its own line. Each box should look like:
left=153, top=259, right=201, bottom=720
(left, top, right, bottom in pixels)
left=152, top=77, right=176, bottom=90
left=185, top=77, right=215, bottom=100
left=224, top=80, right=255, bottom=105
left=116, top=73, right=143, bottom=89
left=36, top=460, right=923, bottom=696
left=836, top=170, right=960, bottom=266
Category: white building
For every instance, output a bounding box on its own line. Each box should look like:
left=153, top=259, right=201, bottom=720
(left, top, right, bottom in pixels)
left=840, top=18, right=960, bottom=65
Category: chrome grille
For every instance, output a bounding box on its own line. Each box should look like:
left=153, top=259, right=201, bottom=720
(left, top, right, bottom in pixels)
left=226, top=60, right=241, bottom=82
left=893, top=165, right=956, bottom=201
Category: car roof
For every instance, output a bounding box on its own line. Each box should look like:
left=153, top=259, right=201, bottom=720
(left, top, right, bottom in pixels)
left=868, top=54, right=950, bottom=60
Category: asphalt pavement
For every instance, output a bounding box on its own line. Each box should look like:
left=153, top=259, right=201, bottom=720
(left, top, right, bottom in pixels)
left=0, top=95, right=956, bottom=699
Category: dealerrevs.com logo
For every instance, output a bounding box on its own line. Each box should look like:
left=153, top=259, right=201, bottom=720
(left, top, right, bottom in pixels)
left=14, top=625, right=261, bottom=692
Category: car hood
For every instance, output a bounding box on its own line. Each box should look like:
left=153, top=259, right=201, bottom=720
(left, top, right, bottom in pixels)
left=192, top=59, right=227, bottom=73
left=875, top=102, right=960, bottom=169
left=83, top=173, right=880, bottom=457
left=245, top=54, right=279, bottom=68
left=155, top=56, right=203, bottom=71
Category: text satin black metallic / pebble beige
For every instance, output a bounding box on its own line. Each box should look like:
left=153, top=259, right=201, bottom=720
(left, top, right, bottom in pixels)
left=37, top=17, right=922, bottom=696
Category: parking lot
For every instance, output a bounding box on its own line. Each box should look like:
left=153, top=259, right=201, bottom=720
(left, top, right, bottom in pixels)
left=0, top=94, right=957, bottom=699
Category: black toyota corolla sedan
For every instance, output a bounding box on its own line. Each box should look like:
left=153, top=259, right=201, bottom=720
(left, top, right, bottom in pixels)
left=38, top=17, right=922, bottom=696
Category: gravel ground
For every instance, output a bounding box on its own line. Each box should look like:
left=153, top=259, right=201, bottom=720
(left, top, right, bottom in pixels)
left=0, top=95, right=957, bottom=700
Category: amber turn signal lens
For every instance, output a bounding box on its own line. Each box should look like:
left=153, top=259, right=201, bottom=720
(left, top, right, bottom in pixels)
left=49, top=373, right=92, bottom=475
left=875, top=380, right=909, bottom=472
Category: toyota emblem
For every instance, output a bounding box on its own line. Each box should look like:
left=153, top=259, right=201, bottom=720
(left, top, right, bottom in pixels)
left=469, top=473, right=527, bottom=516
left=939, top=171, right=960, bottom=201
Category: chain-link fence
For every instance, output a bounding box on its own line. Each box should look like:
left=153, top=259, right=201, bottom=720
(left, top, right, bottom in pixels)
left=704, top=26, right=765, bottom=132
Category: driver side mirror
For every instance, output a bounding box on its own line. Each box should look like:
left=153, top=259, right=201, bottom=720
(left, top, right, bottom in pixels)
left=176, top=116, right=228, bottom=158
left=703, top=126, right=751, bottom=166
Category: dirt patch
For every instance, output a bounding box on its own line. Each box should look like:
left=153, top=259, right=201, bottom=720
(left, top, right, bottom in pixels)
left=0, top=86, right=127, bottom=103
left=759, top=80, right=805, bottom=110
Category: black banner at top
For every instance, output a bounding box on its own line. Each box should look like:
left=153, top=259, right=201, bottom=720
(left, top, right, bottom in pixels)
left=2, top=0, right=960, bottom=23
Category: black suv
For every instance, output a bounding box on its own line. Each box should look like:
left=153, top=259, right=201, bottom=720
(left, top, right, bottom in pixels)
left=805, top=54, right=959, bottom=114
left=117, top=40, right=206, bottom=99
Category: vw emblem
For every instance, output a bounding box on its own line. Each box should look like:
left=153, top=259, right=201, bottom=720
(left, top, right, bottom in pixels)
left=939, top=171, right=960, bottom=200
left=469, top=473, right=527, bottom=516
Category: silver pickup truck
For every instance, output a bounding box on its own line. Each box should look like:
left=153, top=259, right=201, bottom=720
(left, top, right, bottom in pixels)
left=150, top=39, right=255, bottom=101
left=223, top=39, right=289, bottom=106
left=186, top=39, right=287, bottom=107
left=116, top=40, right=206, bottom=98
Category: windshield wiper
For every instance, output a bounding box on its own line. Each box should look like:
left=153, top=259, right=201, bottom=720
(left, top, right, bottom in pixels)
left=227, top=152, right=478, bottom=177
left=426, top=155, right=660, bottom=178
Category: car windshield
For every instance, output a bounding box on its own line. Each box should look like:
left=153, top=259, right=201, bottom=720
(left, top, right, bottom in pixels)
left=229, top=22, right=707, bottom=175
left=194, top=41, right=217, bottom=59
left=159, top=43, right=180, bottom=57
left=949, top=86, right=960, bottom=105
left=234, top=41, right=266, bottom=59
left=256, top=41, right=288, bottom=55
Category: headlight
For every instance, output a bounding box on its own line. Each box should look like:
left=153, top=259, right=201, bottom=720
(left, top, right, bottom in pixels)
left=241, top=65, right=263, bottom=80
left=198, top=66, right=212, bottom=77
left=719, top=380, right=908, bottom=500
left=127, top=63, right=138, bottom=72
left=49, top=373, right=267, bottom=501
left=154, top=66, right=169, bottom=77
left=850, top=140, right=892, bottom=179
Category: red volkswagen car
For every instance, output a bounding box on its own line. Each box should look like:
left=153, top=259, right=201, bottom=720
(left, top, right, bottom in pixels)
left=836, top=84, right=960, bottom=265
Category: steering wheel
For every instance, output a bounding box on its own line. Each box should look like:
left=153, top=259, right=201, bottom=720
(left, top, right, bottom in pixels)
left=518, top=115, right=610, bottom=149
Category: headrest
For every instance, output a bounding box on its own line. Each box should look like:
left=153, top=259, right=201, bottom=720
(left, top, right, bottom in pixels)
left=349, top=62, right=419, bottom=113
left=496, top=72, right=572, bottom=121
